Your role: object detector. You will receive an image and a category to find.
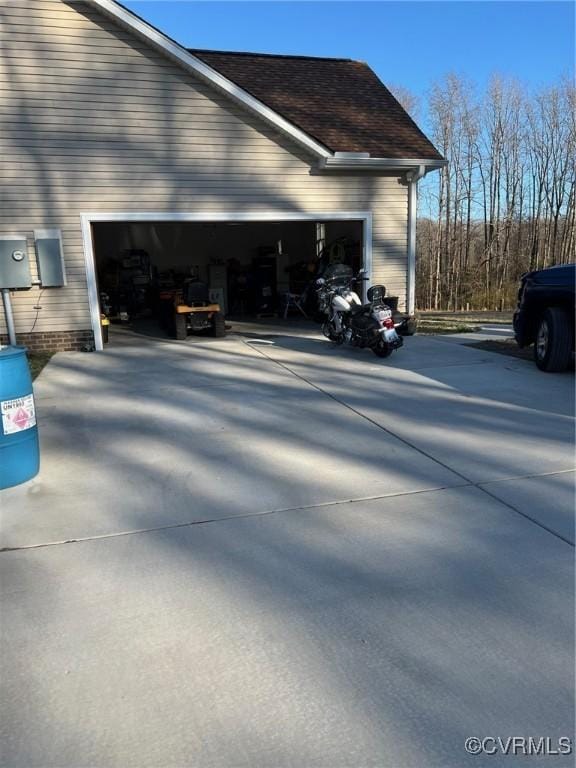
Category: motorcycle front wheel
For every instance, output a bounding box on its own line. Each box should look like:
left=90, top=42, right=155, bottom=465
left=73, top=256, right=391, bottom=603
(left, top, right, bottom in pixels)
left=372, top=338, right=393, bottom=358
left=322, top=321, right=344, bottom=344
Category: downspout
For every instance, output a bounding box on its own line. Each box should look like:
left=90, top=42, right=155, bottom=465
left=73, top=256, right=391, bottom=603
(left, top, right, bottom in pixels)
left=406, top=164, right=426, bottom=316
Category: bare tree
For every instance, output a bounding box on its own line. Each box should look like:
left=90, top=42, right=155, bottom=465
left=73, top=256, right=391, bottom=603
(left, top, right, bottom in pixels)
left=416, top=73, right=575, bottom=311
left=388, top=84, right=420, bottom=122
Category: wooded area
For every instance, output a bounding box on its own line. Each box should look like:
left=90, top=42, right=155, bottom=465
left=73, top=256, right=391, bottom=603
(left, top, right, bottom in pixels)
left=393, top=75, right=575, bottom=310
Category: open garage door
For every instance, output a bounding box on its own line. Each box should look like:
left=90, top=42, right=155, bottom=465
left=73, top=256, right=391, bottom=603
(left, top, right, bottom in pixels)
left=86, top=215, right=367, bottom=348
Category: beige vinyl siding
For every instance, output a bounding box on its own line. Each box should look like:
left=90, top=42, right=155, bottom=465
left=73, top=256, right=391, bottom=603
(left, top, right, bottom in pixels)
left=0, top=0, right=408, bottom=336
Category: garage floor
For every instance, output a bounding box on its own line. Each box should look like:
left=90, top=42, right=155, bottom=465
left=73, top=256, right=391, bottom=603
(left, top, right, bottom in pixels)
left=1, top=325, right=574, bottom=767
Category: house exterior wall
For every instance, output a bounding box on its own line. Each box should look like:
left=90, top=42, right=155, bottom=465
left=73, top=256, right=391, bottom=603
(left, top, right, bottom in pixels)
left=0, top=0, right=409, bottom=348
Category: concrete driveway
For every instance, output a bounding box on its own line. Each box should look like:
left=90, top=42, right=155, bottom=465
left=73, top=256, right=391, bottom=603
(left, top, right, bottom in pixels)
left=1, top=324, right=574, bottom=767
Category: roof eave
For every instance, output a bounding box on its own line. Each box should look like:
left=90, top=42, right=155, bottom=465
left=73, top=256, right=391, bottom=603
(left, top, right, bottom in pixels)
left=84, top=0, right=446, bottom=169
left=319, top=157, right=447, bottom=173
left=85, top=0, right=332, bottom=159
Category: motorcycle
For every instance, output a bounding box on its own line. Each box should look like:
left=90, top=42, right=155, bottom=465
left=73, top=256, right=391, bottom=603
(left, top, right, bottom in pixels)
left=315, top=264, right=403, bottom=358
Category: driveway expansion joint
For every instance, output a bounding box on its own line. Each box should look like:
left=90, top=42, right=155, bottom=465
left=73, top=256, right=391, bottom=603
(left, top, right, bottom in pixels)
left=0, top=483, right=467, bottom=553
left=2, top=466, right=573, bottom=553
left=245, top=340, right=575, bottom=548
left=5, top=337, right=571, bottom=553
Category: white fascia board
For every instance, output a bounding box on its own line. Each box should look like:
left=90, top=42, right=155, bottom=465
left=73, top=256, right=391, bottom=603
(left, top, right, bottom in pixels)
left=85, top=0, right=331, bottom=160
left=319, top=157, right=446, bottom=171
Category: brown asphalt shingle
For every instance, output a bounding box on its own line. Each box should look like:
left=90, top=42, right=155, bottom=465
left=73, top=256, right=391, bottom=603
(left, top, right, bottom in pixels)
left=190, top=49, right=443, bottom=160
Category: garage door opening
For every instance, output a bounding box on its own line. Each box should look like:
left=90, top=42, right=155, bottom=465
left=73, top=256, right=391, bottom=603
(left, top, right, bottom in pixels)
left=90, top=218, right=365, bottom=345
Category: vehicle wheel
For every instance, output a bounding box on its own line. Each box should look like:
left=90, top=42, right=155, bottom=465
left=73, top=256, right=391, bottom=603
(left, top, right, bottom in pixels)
left=372, top=338, right=393, bottom=358
left=174, top=313, right=187, bottom=340
left=534, top=307, right=572, bottom=372
left=212, top=312, right=226, bottom=338
left=322, top=321, right=344, bottom=344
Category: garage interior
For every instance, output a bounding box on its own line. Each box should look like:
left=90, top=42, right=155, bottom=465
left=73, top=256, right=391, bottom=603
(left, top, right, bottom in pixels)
left=92, top=220, right=363, bottom=341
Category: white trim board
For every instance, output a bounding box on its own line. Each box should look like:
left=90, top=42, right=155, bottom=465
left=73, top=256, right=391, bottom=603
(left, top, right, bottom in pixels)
left=84, top=212, right=371, bottom=223
left=80, top=211, right=373, bottom=351
left=320, top=157, right=447, bottom=171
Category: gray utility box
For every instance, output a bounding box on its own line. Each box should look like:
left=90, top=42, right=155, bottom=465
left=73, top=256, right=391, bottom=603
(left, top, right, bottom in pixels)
left=35, top=230, right=67, bottom=287
left=0, top=236, right=31, bottom=289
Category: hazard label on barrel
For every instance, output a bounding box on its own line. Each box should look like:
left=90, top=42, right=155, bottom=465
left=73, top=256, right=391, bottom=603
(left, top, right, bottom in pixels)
left=1, top=394, right=36, bottom=435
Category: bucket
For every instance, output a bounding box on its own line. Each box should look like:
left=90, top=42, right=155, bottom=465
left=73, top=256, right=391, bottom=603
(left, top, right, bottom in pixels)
left=0, top=346, right=40, bottom=489
left=101, top=315, right=110, bottom=344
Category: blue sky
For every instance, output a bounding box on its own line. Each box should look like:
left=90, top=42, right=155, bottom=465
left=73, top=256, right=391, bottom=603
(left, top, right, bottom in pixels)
left=123, top=1, right=574, bottom=97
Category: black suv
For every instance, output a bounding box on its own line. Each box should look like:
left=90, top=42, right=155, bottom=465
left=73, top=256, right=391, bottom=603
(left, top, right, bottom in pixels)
left=514, top=264, right=575, bottom=372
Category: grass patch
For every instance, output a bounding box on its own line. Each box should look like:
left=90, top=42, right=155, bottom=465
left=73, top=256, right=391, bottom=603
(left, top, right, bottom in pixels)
left=465, top=339, right=533, bottom=361
left=418, top=311, right=513, bottom=324
left=28, top=352, right=53, bottom=380
left=416, top=320, right=476, bottom=335
left=415, top=310, right=513, bottom=335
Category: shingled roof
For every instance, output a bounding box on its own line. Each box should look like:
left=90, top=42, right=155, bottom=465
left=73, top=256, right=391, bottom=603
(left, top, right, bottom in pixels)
left=190, top=49, right=443, bottom=161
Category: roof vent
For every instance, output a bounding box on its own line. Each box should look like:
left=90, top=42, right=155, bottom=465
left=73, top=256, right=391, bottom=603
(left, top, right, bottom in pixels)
left=334, top=152, right=370, bottom=159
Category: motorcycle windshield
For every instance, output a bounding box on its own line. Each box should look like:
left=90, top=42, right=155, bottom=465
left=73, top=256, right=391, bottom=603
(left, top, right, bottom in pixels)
left=322, top=264, right=353, bottom=284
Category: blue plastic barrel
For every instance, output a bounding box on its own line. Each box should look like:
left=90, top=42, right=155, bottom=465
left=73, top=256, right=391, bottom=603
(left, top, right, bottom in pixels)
left=0, top=346, right=40, bottom=489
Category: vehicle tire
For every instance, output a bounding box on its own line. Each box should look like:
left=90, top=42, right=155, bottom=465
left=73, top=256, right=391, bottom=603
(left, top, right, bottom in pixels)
left=372, top=338, right=393, bottom=358
left=534, top=307, right=572, bottom=372
left=174, top=313, right=187, bottom=340
left=212, top=312, right=226, bottom=338
left=322, top=321, right=343, bottom=344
